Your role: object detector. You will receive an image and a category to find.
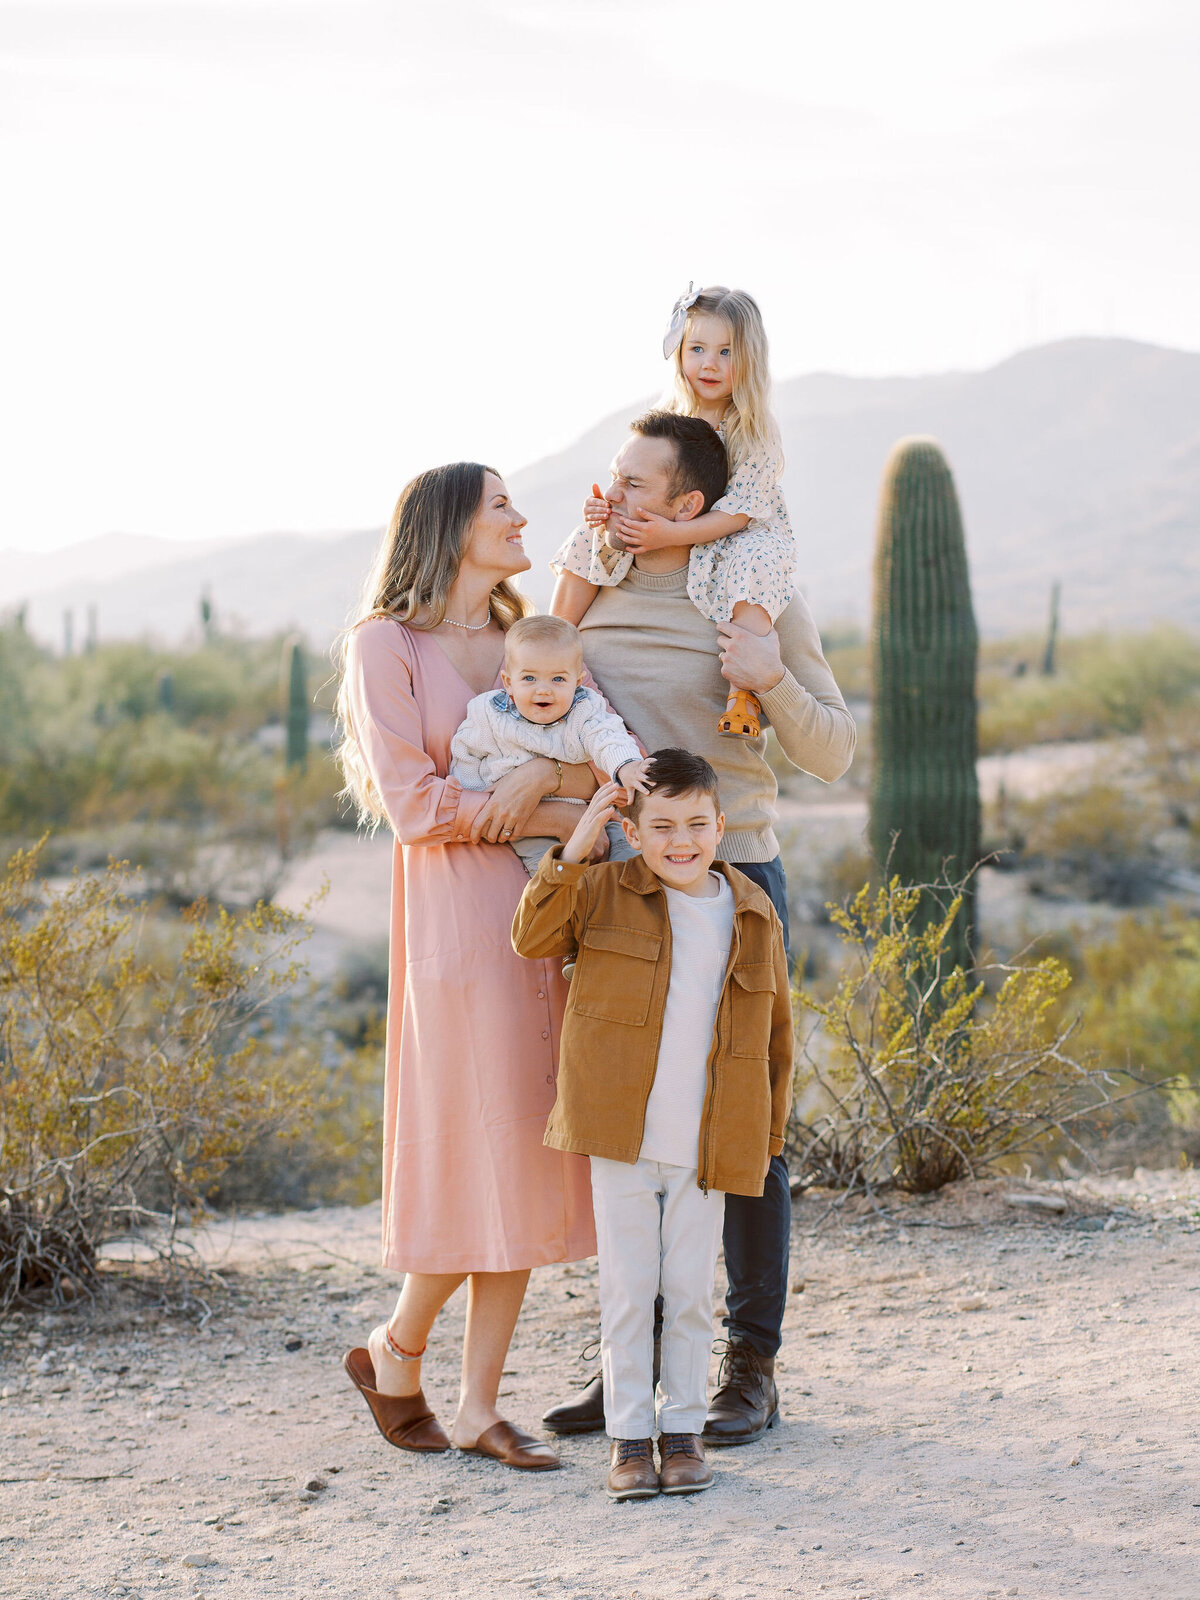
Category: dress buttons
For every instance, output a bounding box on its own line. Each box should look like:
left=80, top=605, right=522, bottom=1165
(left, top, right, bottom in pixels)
left=541, top=1030, right=549, bottom=1040
left=545, top=1074, right=554, bottom=1085
left=537, top=991, right=546, bottom=1000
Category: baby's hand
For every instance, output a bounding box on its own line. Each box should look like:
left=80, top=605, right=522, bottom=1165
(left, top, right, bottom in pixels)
left=561, top=781, right=625, bottom=864
left=584, top=482, right=611, bottom=531
left=614, top=758, right=654, bottom=806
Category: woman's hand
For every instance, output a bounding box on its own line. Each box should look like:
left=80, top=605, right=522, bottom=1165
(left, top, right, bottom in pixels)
left=562, top=782, right=625, bottom=864
left=612, top=508, right=680, bottom=552
left=469, top=759, right=556, bottom=844
left=584, top=483, right=611, bottom=531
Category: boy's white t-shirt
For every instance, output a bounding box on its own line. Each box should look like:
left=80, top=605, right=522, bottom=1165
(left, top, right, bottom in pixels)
left=638, top=873, right=735, bottom=1170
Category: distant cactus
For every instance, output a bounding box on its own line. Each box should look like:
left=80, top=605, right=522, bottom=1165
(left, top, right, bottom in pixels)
left=869, top=437, right=981, bottom=965
left=156, top=670, right=174, bottom=714
left=284, top=640, right=308, bottom=772
left=200, top=590, right=215, bottom=641
left=1042, top=580, right=1060, bottom=676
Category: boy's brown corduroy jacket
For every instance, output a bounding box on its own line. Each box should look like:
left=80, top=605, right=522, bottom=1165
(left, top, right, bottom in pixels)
left=511, top=849, right=794, bottom=1198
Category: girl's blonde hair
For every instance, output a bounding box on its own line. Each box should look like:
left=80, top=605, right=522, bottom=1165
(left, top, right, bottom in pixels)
left=334, top=461, right=530, bottom=825
left=668, top=285, right=783, bottom=478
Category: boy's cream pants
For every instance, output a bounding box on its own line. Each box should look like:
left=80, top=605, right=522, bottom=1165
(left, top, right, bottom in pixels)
left=589, top=1155, right=726, bottom=1440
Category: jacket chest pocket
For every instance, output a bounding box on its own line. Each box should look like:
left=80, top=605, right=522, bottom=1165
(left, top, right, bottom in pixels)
left=729, top=962, right=776, bottom=1057
left=573, top=925, right=662, bottom=1026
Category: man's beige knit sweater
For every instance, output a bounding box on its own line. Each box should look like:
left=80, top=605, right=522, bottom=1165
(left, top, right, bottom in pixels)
left=578, top=563, right=856, bottom=864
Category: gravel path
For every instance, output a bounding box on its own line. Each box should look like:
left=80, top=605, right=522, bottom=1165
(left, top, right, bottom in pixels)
left=1, top=1173, right=1197, bottom=1600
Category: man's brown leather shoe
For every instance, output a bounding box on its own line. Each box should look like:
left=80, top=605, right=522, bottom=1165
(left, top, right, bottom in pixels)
left=702, top=1343, right=779, bottom=1446
left=543, top=1336, right=661, bottom=1436
left=657, top=1433, right=713, bottom=1494
left=542, top=1370, right=605, bottom=1435
left=606, top=1437, right=659, bottom=1501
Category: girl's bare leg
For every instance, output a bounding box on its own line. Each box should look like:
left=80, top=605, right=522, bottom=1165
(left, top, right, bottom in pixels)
left=730, top=600, right=773, bottom=636
left=550, top=572, right=600, bottom=625
left=719, top=603, right=775, bottom=738
left=450, top=1268, right=532, bottom=1446
left=368, top=1270, right=466, bottom=1398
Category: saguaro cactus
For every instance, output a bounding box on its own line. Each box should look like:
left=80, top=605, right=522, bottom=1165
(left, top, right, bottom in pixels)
left=869, top=437, right=980, bottom=964
left=1041, top=580, right=1060, bottom=676
left=284, top=639, right=309, bottom=772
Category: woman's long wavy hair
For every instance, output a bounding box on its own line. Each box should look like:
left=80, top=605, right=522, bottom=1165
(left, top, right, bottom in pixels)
left=334, top=461, right=530, bottom=825
left=667, top=285, right=783, bottom=480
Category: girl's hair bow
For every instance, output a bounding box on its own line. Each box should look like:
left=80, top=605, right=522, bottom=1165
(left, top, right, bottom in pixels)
left=662, top=281, right=702, bottom=358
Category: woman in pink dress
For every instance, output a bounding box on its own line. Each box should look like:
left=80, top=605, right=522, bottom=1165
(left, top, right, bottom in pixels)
left=336, top=463, right=597, bottom=1470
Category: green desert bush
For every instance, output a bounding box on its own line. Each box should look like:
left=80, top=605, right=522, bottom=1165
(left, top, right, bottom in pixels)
left=791, top=874, right=1149, bottom=1197
left=0, top=621, right=342, bottom=844
left=0, top=842, right=324, bottom=1309
left=1144, top=699, right=1200, bottom=846
left=979, top=627, right=1200, bottom=753
left=993, top=781, right=1165, bottom=905
left=1070, top=912, right=1200, bottom=1101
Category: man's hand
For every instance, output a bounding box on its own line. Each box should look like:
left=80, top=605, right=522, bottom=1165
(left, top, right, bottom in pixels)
left=469, top=758, right=556, bottom=844
left=614, top=757, right=654, bottom=807
left=561, top=781, right=625, bottom=864
left=584, top=482, right=611, bottom=531
left=717, top=619, right=786, bottom=695
left=612, top=508, right=680, bottom=553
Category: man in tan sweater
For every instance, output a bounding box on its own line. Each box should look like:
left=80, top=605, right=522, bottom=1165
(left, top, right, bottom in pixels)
left=544, top=410, right=856, bottom=1445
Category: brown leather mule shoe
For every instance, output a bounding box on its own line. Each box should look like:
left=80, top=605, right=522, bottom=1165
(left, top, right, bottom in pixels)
left=606, top=1438, right=659, bottom=1501
left=658, top=1433, right=713, bottom=1494
left=458, top=1421, right=561, bottom=1472
left=343, top=1348, right=450, bottom=1452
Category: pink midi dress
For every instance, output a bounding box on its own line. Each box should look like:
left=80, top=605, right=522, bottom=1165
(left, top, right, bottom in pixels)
left=343, top=618, right=596, bottom=1274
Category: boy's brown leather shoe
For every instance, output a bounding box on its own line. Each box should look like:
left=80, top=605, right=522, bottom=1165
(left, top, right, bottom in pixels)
left=606, top=1437, right=659, bottom=1500
left=702, top=1344, right=779, bottom=1445
left=657, top=1433, right=714, bottom=1494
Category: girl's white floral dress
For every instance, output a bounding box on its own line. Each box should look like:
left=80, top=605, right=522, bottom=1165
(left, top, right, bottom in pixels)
left=551, top=422, right=796, bottom=624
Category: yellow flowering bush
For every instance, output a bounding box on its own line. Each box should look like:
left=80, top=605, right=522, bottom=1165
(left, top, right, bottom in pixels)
left=793, top=875, right=1153, bottom=1196
left=0, top=842, right=320, bottom=1309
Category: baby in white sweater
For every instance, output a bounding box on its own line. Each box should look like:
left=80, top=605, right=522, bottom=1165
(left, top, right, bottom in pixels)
left=450, top=614, right=651, bottom=875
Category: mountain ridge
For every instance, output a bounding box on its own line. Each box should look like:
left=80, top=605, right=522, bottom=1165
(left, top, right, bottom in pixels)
left=5, top=337, right=1198, bottom=646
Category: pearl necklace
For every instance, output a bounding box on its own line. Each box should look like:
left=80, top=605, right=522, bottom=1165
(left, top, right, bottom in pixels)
left=441, top=608, right=493, bottom=632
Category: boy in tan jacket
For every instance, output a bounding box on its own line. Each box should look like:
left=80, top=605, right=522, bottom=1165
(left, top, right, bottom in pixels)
left=511, top=748, right=793, bottom=1502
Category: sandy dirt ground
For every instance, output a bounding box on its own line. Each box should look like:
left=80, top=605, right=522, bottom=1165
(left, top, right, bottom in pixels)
left=2, top=1172, right=1198, bottom=1600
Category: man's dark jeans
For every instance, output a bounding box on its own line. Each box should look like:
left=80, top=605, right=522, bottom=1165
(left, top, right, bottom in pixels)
left=725, top=856, right=791, bottom=1358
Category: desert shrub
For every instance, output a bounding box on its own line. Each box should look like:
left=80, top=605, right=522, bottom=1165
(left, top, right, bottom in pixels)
left=1144, top=700, right=1200, bottom=846
left=0, top=842, right=324, bottom=1309
left=1070, top=912, right=1200, bottom=1098
left=979, top=627, right=1200, bottom=753
left=810, top=842, right=875, bottom=924
left=994, top=781, right=1164, bottom=904
left=209, top=939, right=390, bottom=1208
left=0, top=622, right=345, bottom=861
left=820, top=628, right=868, bottom=701
left=791, top=875, right=1149, bottom=1197
left=209, top=1019, right=384, bottom=1210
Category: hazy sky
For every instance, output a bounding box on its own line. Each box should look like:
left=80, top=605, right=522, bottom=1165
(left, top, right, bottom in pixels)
left=2, top=0, right=1198, bottom=553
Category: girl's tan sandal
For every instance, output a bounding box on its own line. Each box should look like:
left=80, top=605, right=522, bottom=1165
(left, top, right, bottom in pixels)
left=717, top=689, right=762, bottom=739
